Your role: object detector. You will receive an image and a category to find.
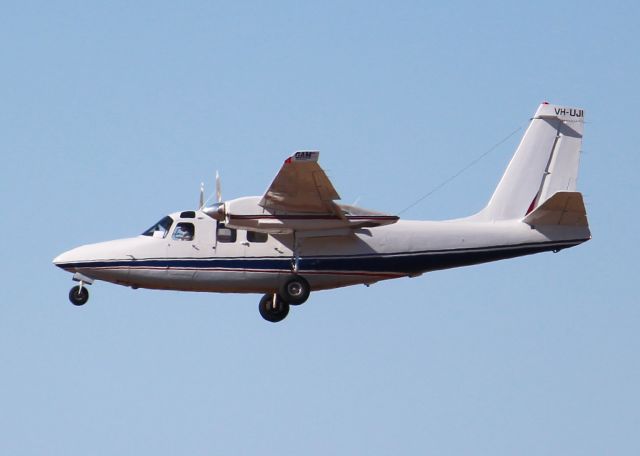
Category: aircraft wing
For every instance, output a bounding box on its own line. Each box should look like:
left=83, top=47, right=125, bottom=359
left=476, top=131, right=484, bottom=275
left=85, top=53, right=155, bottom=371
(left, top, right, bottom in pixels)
left=210, top=152, right=399, bottom=235
left=259, top=151, right=341, bottom=214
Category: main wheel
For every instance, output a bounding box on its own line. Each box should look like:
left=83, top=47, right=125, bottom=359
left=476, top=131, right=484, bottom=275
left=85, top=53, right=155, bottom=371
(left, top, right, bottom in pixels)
left=69, top=285, right=89, bottom=306
left=279, top=275, right=310, bottom=305
left=258, top=293, right=290, bottom=323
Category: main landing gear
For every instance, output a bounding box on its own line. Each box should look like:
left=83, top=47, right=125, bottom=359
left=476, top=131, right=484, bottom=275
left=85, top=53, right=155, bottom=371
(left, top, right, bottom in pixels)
left=259, top=293, right=289, bottom=322
left=259, top=275, right=310, bottom=323
left=279, top=275, right=310, bottom=305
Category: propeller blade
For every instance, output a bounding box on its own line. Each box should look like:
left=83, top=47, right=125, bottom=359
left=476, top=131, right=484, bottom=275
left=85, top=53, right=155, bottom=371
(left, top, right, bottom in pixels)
left=199, top=182, right=204, bottom=209
left=216, top=171, right=222, bottom=203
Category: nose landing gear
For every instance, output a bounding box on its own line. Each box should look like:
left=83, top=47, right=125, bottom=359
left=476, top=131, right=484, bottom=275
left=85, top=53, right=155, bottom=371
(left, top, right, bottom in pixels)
left=69, top=284, right=89, bottom=306
left=67, top=273, right=94, bottom=306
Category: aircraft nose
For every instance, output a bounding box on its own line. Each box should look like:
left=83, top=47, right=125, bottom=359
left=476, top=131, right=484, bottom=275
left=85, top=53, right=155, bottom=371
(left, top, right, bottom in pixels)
left=53, top=244, right=94, bottom=270
left=53, top=248, right=76, bottom=269
left=53, top=238, right=139, bottom=271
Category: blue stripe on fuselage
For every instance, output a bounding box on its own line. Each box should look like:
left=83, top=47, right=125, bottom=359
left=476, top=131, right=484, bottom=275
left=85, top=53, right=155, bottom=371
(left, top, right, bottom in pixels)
left=55, top=239, right=587, bottom=275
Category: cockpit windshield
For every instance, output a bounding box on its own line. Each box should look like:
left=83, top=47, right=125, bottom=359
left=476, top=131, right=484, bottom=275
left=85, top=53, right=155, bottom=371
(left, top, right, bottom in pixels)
left=142, top=215, right=174, bottom=238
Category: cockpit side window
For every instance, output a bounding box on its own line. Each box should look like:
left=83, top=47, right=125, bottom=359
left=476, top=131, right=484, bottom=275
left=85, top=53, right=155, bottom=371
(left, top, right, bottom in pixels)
left=142, top=216, right=174, bottom=238
left=247, top=231, right=268, bottom=243
left=172, top=222, right=195, bottom=241
left=217, top=223, right=237, bottom=243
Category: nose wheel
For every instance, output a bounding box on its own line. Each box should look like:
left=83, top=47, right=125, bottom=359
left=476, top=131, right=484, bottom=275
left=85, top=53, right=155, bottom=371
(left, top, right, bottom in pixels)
left=69, top=285, right=89, bottom=306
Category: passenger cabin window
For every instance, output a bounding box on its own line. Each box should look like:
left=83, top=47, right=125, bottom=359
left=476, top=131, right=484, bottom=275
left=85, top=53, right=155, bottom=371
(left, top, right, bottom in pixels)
left=142, top=215, right=174, bottom=238
left=247, top=231, right=268, bottom=243
left=217, top=223, right=237, bottom=243
left=172, top=222, right=195, bottom=241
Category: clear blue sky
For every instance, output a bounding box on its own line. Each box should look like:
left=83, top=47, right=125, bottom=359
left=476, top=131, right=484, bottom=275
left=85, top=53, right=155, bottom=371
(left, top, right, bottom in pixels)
left=1, top=1, right=638, bottom=454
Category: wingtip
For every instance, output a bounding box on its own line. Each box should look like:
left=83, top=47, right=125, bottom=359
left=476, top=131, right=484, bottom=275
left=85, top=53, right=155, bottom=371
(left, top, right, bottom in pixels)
left=290, top=151, right=319, bottom=163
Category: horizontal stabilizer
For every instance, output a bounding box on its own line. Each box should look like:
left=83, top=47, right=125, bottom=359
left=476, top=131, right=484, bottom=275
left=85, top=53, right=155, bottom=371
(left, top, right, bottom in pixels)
left=523, top=191, right=588, bottom=227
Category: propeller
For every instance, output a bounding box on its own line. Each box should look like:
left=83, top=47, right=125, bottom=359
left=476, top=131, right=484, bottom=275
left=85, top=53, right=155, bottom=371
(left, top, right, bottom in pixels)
left=215, top=170, right=222, bottom=203
left=198, top=171, right=221, bottom=209
left=200, top=170, right=226, bottom=221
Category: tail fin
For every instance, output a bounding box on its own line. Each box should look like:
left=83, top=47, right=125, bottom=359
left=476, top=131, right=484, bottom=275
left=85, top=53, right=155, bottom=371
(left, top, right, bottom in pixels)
left=478, top=102, right=584, bottom=221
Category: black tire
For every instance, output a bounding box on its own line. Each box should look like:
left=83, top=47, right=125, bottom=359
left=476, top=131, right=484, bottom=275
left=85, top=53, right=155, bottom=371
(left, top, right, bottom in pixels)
left=69, top=285, right=89, bottom=306
left=279, top=275, right=310, bottom=305
left=258, top=293, right=289, bottom=323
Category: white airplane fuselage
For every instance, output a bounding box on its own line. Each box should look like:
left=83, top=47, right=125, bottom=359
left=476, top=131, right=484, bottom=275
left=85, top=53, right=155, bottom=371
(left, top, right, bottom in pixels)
left=53, top=206, right=588, bottom=293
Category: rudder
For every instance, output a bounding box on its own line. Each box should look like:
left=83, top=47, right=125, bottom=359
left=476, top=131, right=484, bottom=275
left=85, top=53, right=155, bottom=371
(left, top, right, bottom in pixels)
left=477, top=102, right=585, bottom=221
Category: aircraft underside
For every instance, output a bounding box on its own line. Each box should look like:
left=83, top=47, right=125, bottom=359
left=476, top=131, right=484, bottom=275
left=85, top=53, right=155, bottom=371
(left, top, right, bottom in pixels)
left=61, top=236, right=587, bottom=293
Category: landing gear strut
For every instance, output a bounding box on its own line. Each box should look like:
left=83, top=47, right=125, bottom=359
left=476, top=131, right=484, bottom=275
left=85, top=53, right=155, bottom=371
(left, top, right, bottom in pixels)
left=259, top=293, right=290, bottom=323
left=69, top=284, right=89, bottom=306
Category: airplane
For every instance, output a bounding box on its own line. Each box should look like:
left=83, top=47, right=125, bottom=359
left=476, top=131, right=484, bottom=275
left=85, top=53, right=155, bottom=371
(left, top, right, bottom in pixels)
left=53, top=102, right=591, bottom=323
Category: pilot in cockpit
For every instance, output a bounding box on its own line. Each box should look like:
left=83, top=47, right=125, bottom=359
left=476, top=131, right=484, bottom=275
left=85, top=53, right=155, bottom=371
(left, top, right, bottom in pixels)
left=172, top=223, right=194, bottom=241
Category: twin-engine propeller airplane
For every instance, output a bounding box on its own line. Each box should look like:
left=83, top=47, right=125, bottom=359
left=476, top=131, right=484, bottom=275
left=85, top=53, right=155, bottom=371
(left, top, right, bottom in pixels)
left=54, top=102, right=591, bottom=322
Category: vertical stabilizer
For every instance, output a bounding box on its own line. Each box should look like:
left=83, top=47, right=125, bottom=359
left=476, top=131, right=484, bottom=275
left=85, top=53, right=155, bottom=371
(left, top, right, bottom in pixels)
left=477, top=103, right=584, bottom=221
